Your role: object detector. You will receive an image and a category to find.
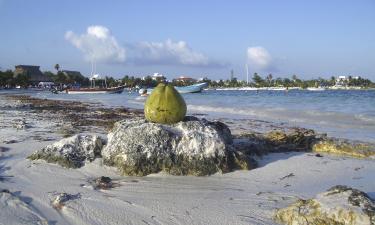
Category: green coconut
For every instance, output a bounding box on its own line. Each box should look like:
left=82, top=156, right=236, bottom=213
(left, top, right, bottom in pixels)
left=144, top=83, right=187, bottom=124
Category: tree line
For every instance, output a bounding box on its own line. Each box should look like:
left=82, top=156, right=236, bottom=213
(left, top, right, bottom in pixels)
left=203, top=73, right=374, bottom=88
left=1, top=68, right=374, bottom=89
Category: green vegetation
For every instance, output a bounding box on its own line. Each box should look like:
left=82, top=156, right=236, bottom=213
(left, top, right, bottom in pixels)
left=203, top=73, right=375, bottom=89
left=1, top=67, right=374, bottom=89
left=0, top=70, right=15, bottom=87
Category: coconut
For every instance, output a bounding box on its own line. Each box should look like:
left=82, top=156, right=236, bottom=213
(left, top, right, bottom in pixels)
left=144, top=83, right=187, bottom=124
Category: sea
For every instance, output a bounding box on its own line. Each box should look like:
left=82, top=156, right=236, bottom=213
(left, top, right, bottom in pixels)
left=3, top=89, right=375, bottom=142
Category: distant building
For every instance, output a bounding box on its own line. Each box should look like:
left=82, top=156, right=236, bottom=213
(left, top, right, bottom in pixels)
left=335, top=75, right=360, bottom=86
left=173, top=76, right=196, bottom=83
left=14, top=65, right=52, bottom=85
left=62, top=70, right=83, bottom=78
left=151, top=73, right=166, bottom=82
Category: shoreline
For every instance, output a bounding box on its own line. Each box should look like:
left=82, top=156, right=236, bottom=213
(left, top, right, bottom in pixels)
left=1, top=93, right=374, bottom=225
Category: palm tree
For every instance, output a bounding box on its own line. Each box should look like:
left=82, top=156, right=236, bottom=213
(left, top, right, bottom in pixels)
left=266, top=74, right=273, bottom=86
left=54, top=64, right=60, bottom=73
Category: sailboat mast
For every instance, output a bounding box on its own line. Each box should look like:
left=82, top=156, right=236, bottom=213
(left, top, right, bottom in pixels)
left=246, top=64, right=249, bottom=84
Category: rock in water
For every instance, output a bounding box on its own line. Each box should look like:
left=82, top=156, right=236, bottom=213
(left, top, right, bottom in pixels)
left=275, top=185, right=375, bottom=225
left=102, top=117, right=255, bottom=176
left=144, top=83, right=187, bottom=124
left=28, top=134, right=105, bottom=168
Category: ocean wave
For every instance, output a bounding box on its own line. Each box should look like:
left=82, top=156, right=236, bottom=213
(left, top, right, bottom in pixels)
left=355, top=114, right=375, bottom=123
left=187, top=104, right=375, bottom=128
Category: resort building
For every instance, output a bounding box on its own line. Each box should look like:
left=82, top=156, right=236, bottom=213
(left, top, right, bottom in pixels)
left=173, top=76, right=197, bottom=84
left=151, top=73, right=166, bottom=82
left=61, top=70, right=83, bottom=78
left=13, top=65, right=52, bottom=85
left=335, top=75, right=359, bottom=86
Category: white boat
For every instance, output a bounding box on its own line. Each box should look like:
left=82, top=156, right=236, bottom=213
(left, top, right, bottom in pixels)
left=66, top=73, right=124, bottom=94
left=307, top=87, right=326, bottom=91
left=267, top=87, right=287, bottom=91
left=139, top=82, right=208, bottom=95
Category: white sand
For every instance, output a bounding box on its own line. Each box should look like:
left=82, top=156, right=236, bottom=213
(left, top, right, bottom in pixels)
left=1, top=95, right=374, bottom=225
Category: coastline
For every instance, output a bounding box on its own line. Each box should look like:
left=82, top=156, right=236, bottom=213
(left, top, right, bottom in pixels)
left=1, top=93, right=374, bottom=225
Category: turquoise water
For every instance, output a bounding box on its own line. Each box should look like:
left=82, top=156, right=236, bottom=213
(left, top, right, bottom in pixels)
left=3, top=89, right=375, bottom=142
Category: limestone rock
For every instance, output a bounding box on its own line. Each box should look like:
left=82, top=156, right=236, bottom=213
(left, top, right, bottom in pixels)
left=28, top=134, right=105, bottom=168
left=275, top=185, right=375, bottom=225
left=102, top=117, right=255, bottom=176
left=234, top=128, right=319, bottom=155
left=312, top=139, right=375, bottom=159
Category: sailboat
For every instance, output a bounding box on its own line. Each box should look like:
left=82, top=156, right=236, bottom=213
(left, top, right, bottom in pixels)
left=66, top=61, right=124, bottom=94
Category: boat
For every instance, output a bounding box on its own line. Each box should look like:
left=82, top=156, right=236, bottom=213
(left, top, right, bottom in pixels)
left=66, top=73, right=124, bottom=94
left=307, top=87, right=326, bottom=91
left=66, top=86, right=124, bottom=94
left=139, top=82, right=207, bottom=95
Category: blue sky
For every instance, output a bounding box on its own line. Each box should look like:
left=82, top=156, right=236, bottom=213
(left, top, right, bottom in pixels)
left=0, top=0, right=374, bottom=80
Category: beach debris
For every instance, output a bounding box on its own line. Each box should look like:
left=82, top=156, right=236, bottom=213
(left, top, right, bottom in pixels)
left=2, top=139, right=19, bottom=144
left=12, top=118, right=30, bottom=129
left=279, top=173, right=295, bottom=180
left=89, top=176, right=116, bottom=190
left=52, top=192, right=81, bottom=209
left=0, top=146, right=10, bottom=152
left=28, top=134, right=105, bottom=168
left=144, top=83, right=187, bottom=124
left=102, top=117, right=256, bottom=176
left=275, top=185, right=375, bottom=225
left=95, top=176, right=113, bottom=189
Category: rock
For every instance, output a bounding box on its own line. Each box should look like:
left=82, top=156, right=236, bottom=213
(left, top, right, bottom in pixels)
left=102, top=117, right=255, bottom=176
left=28, top=134, right=105, bottom=168
left=312, top=139, right=375, bottom=159
left=275, top=185, right=375, bottom=225
left=234, top=128, right=319, bottom=155
left=264, top=128, right=317, bottom=152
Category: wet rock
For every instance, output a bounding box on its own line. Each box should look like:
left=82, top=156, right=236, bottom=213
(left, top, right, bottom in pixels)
left=264, top=128, right=317, bottom=152
left=235, top=128, right=375, bottom=159
left=102, top=117, right=255, bottom=176
left=312, top=138, right=375, bottom=158
left=234, top=128, right=319, bottom=155
left=275, top=185, right=375, bottom=225
left=28, top=134, right=105, bottom=168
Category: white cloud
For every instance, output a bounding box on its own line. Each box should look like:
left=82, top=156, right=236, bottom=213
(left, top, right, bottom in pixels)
left=247, top=46, right=273, bottom=70
left=131, top=39, right=213, bottom=66
left=65, top=25, right=125, bottom=63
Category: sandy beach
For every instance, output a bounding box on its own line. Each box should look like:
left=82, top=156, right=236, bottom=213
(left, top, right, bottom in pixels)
left=1, top=93, right=374, bottom=225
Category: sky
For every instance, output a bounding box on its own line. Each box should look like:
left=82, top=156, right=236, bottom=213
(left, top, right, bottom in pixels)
left=0, top=0, right=374, bottom=80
